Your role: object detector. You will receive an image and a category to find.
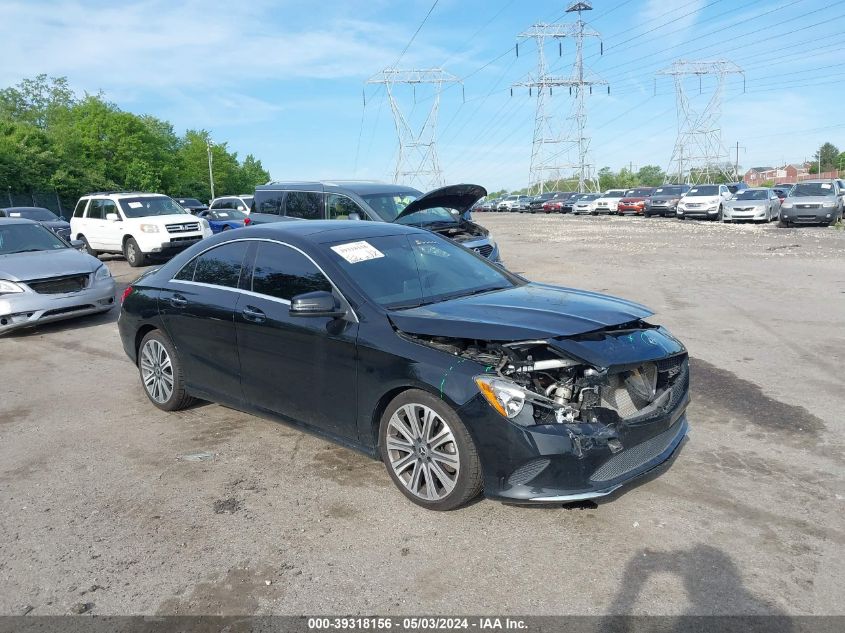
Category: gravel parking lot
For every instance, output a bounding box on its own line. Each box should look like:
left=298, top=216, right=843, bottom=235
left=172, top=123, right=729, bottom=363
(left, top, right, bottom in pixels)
left=1, top=215, right=843, bottom=616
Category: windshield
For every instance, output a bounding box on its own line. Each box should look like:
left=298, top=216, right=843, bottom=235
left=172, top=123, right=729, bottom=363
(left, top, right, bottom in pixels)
left=736, top=190, right=768, bottom=201
left=0, top=222, right=68, bottom=254
left=654, top=186, right=686, bottom=196
left=178, top=198, right=205, bottom=207
left=361, top=192, right=459, bottom=226
left=4, top=208, right=60, bottom=221
left=578, top=194, right=601, bottom=201
left=118, top=196, right=189, bottom=218
left=604, top=190, right=626, bottom=197
left=240, top=196, right=254, bottom=206
left=686, top=186, right=719, bottom=196
left=326, top=233, right=517, bottom=309
left=790, top=183, right=837, bottom=198
left=626, top=189, right=653, bottom=197
left=207, top=209, right=246, bottom=220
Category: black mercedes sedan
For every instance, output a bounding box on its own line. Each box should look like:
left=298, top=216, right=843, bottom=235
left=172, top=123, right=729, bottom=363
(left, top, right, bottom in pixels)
left=118, top=221, right=689, bottom=510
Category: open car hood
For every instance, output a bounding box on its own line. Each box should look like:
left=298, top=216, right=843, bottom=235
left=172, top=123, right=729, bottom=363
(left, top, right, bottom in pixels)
left=389, top=283, right=653, bottom=341
left=393, top=184, right=487, bottom=222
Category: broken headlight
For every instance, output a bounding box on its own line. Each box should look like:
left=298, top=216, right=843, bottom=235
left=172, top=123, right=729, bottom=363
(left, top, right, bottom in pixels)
left=474, top=375, right=525, bottom=418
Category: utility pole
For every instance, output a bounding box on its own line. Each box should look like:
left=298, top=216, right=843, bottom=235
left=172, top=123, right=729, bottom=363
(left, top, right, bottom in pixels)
left=206, top=140, right=215, bottom=201
left=657, top=60, right=744, bottom=185
left=734, top=141, right=746, bottom=181
left=511, top=1, right=607, bottom=194
left=366, top=68, right=462, bottom=190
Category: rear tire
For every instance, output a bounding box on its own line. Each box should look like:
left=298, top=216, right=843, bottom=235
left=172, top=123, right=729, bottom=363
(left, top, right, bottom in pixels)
left=378, top=389, right=482, bottom=511
left=138, top=330, right=195, bottom=411
left=124, top=237, right=147, bottom=267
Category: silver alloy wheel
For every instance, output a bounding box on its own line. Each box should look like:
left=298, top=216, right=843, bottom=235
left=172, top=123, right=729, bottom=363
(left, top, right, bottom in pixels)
left=386, top=403, right=460, bottom=501
left=139, top=339, right=174, bottom=404
left=126, top=241, right=137, bottom=264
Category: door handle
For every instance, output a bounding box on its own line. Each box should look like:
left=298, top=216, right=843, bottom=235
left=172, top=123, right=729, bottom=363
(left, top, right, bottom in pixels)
left=242, top=305, right=266, bottom=323
left=170, top=294, right=188, bottom=308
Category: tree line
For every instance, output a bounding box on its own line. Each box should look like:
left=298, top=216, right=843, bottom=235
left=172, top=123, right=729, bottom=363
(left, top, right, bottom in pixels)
left=0, top=75, right=270, bottom=210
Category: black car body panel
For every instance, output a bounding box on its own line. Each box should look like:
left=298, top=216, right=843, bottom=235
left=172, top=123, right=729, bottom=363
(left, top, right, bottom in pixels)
left=387, top=283, right=653, bottom=341
left=118, top=221, right=688, bottom=504
left=394, top=183, right=486, bottom=221
left=0, top=207, right=71, bottom=240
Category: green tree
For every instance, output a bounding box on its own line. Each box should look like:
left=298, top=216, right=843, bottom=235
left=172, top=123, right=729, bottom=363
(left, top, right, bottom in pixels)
left=810, top=142, right=840, bottom=173
left=636, top=165, right=665, bottom=187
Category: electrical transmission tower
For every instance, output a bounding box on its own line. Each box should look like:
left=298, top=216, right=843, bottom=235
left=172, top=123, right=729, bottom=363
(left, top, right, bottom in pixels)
left=657, top=60, right=745, bottom=185
left=512, top=1, right=607, bottom=193
left=366, top=68, right=461, bottom=190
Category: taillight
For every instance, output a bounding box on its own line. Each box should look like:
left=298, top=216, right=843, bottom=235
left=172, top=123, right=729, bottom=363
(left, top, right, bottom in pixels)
left=244, top=217, right=251, bottom=226
left=120, top=286, right=133, bottom=304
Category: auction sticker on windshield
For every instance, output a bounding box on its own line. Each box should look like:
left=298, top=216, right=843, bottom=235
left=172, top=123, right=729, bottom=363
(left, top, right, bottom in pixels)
left=128, top=202, right=144, bottom=209
left=331, top=241, right=385, bottom=264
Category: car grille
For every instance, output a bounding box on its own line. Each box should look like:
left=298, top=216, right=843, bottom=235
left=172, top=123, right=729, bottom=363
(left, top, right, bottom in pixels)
left=166, top=222, right=200, bottom=233
left=43, top=304, right=96, bottom=317
left=589, top=419, right=684, bottom=483
left=600, top=355, right=689, bottom=424
left=473, top=244, right=494, bottom=258
left=733, top=207, right=754, bottom=211
left=796, top=204, right=819, bottom=209
left=685, top=203, right=701, bottom=208
left=169, top=236, right=202, bottom=244
left=27, top=274, right=90, bottom=294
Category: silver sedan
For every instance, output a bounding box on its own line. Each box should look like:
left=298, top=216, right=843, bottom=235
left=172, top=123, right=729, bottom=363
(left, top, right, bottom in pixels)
left=0, top=218, right=116, bottom=335
left=722, top=188, right=781, bottom=223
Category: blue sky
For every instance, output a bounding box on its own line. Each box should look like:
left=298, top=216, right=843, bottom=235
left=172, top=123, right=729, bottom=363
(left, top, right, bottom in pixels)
left=2, top=0, right=843, bottom=191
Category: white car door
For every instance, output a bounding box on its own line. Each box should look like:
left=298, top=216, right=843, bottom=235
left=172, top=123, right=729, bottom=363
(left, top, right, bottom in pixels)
left=100, top=199, right=124, bottom=251
left=84, top=199, right=108, bottom=250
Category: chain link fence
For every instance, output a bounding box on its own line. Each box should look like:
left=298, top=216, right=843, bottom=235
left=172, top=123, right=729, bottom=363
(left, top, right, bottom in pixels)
left=2, top=190, right=69, bottom=218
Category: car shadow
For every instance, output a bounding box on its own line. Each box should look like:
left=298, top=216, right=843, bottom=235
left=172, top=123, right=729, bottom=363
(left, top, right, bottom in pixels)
left=608, top=544, right=793, bottom=623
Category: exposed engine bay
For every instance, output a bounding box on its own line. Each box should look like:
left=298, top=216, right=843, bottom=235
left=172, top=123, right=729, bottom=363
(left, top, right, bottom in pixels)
left=429, top=218, right=489, bottom=243
left=401, top=325, right=689, bottom=434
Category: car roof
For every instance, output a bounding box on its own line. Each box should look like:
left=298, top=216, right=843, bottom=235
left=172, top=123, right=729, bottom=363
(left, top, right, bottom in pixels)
left=81, top=192, right=166, bottom=199
left=222, top=219, right=422, bottom=245
left=257, top=181, right=422, bottom=197
left=0, top=217, right=38, bottom=225
left=1, top=206, right=54, bottom=212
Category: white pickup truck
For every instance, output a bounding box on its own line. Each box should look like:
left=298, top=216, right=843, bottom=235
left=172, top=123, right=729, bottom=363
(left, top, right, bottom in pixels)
left=70, top=192, right=212, bottom=267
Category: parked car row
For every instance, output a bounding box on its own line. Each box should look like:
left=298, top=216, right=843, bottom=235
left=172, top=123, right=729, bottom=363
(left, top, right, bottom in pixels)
left=476, top=179, right=845, bottom=227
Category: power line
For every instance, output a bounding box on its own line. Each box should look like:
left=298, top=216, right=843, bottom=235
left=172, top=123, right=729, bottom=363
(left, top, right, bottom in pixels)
left=392, top=0, right=440, bottom=68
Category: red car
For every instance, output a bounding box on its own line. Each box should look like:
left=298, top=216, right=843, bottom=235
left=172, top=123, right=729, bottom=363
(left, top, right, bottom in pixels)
left=617, top=187, right=655, bottom=215
left=542, top=192, right=577, bottom=213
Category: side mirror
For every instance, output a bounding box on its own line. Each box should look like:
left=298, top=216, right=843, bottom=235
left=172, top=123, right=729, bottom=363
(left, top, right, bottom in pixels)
left=289, top=290, right=346, bottom=318
left=106, top=213, right=120, bottom=222
left=70, top=239, right=86, bottom=251
left=348, top=212, right=361, bottom=221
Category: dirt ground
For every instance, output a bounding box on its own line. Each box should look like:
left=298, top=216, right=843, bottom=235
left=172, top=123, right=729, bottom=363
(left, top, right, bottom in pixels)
left=1, top=214, right=843, bottom=616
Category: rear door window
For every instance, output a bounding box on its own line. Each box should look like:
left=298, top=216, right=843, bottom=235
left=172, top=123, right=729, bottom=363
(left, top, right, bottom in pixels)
left=73, top=199, right=88, bottom=218
left=255, top=191, right=285, bottom=215
left=285, top=192, right=324, bottom=220
left=187, top=242, right=250, bottom=288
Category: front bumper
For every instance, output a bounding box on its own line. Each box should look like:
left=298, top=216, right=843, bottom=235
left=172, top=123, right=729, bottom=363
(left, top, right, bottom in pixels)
left=781, top=208, right=837, bottom=224
left=458, top=389, right=690, bottom=504
left=0, top=276, right=116, bottom=335
left=618, top=205, right=645, bottom=215
left=677, top=206, right=718, bottom=218
left=724, top=207, right=768, bottom=221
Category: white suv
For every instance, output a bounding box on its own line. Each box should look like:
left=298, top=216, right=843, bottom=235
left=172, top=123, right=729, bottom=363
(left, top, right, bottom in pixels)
left=70, top=192, right=212, bottom=267
left=593, top=189, right=628, bottom=214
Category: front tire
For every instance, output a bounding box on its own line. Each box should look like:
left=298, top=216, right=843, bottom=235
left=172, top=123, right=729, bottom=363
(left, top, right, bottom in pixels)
left=379, top=390, right=482, bottom=511
left=78, top=235, right=99, bottom=257
left=124, top=237, right=147, bottom=267
left=138, top=330, right=195, bottom=411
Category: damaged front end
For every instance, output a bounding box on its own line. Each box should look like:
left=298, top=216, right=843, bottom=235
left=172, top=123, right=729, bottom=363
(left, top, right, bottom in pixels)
left=402, top=323, right=690, bottom=502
